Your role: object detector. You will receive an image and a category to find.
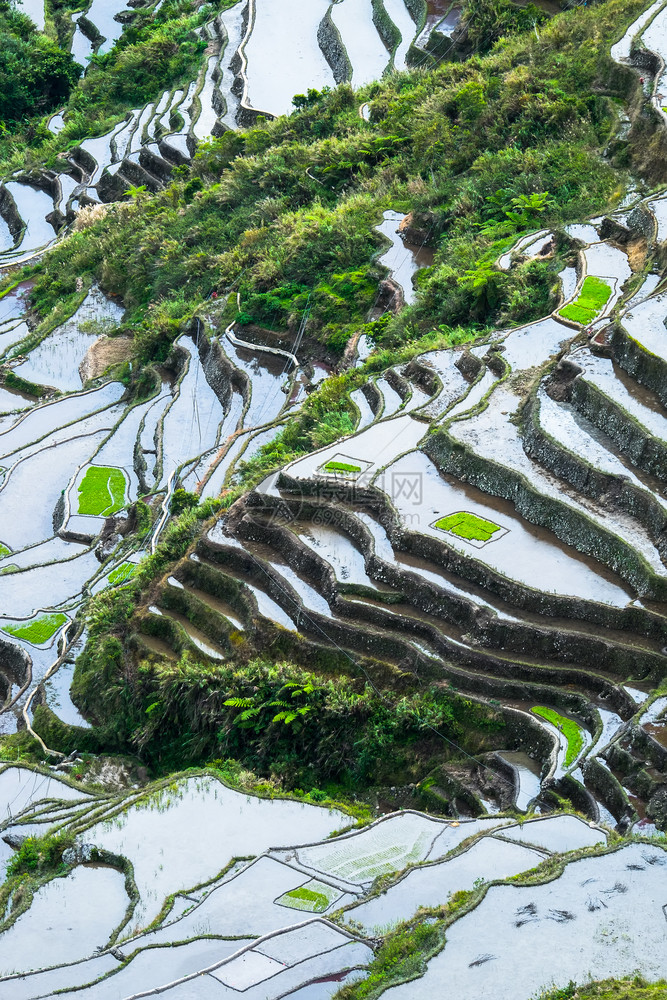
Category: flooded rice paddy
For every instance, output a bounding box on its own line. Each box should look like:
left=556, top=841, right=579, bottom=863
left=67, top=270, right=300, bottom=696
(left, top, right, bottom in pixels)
left=0, top=763, right=642, bottom=998
left=385, top=844, right=667, bottom=1000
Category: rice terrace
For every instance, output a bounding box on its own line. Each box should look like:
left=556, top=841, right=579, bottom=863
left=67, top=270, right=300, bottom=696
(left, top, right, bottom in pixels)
left=0, top=0, right=664, bottom=996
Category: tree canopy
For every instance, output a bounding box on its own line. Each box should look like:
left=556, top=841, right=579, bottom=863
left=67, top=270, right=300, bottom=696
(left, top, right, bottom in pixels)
left=0, top=1, right=80, bottom=124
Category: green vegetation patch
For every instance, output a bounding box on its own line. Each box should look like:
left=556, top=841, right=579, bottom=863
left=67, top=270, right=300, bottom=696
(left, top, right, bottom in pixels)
left=72, top=629, right=504, bottom=783
left=531, top=706, right=585, bottom=767
left=323, top=460, right=362, bottom=475
left=0, top=4, right=79, bottom=126
left=3, top=613, right=68, bottom=645
left=6, top=830, right=74, bottom=879
left=109, top=562, right=136, bottom=586
left=77, top=465, right=127, bottom=516
left=559, top=276, right=612, bottom=325
left=434, top=511, right=502, bottom=542
left=26, top=0, right=636, bottom=355
left=537, top=977, right=667, bottom=999
left=277, top=880, right=340, bottom=912
left=0, top=542, right=9, bottom=558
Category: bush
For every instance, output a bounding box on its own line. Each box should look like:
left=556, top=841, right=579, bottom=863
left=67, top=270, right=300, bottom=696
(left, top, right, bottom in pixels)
left=7, top=831, right=74, bottom=878
left=0, top=3, right=80, bottom=124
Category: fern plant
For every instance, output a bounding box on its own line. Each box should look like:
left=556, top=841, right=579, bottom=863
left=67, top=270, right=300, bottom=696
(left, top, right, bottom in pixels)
left=224, top=680, right=322, bottom=731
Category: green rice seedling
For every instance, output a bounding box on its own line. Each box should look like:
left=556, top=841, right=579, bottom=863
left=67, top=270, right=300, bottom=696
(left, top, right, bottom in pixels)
left=3, top=613, right=68, bottom=644
left=323, top=460, right=362, bottom=475
left=559, top=276, right=612, bottom=325
left=77, top=466, right=127, bottom=516
left=277, top=881, right=339, bottom=912
left=531, top=706, right=585, bottom=766
left=434, top=511, right=501, bottom=542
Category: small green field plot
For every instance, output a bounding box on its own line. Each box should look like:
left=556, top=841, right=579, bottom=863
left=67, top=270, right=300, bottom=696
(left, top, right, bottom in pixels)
left=276, top=880, right=342, bottom=913
left=559, top=275, right=612, bottom=325
left=532, top=706, right=585, bottom=767
left=434, top=511, right=503, bottom=545
left=0, top=543, right=10, bottom=558
left=3, top=613, right=68, bottom=645
left=319, top=454, right=371, bottom=479
left=108, top=562, right=136, bottom=586
left=324, top=460, right=362, bottom=474
left=77, top=465, right=127, bottom=516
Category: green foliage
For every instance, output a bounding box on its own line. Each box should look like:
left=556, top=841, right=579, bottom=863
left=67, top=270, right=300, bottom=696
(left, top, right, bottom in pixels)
left=463, top=0, right=549, bottom=53
left=70, top=2, right=206, bottom=115
left=77, top=465, right=127, bottom=516
left=434, top=511, right=501, bottom=542
left=3, top=371, right=44, bottom=397
left=6, top=831, right=74, bottom=879
left=337, top=918, right=445, bottom=1000
left=224, top=679, right=322, bottom=728
left=292, top=87, right=332, bottom=110
left=236, top=282, right=309, bottom=330
left=536, top=979, right=667, bottom=999
left=134, top=499, right=221, bottom=585
left=531, top=706, right=585, bottom=767
left=503, top=191, right=555, bottom=228
left=3, top=613, right=67, bottom=644
left=0, top=2, right=79, bottom=124
left=108, top=562, right=136, bottom=586
left=105, top=653, right=503, bottom=785
left=559, top=275, right=612, bottom=324
left=0, top=543, right=9, bottom=558
left=0, top=1, right=208, bottom=182
left=308, top=410, right=356, bottom=448
left=0, top=728, right=43, bottom=764
left=26, top=0, right=637, bottom=350
left=134, top=499, right=153, bottom=536
left=171, top=488, right=199, bottom=516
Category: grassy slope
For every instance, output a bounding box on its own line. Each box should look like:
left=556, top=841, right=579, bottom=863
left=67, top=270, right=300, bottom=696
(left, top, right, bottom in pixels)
left=23, top=0, right=649, bottom=364
left=0, top=0, right=215, bottom=177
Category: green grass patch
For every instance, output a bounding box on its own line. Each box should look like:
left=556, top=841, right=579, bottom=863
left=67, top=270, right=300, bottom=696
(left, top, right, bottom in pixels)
left=3, top=613, right=68, bottom=644
left=109, top=562, right=136, bottom=586
left=559, top=275, right=612, bottom=325
left=323, top=460, right=362, bottom=475
left=77, top=465, right=127, bottom=516
left=537, top=978, right=667, bottom=999
left=531, top=706, right=585, bottom=767
left=434, top=511, right=501, bottom=542
left=3, top=372, right=43, bottom=397
left=0, top=543, right=9, bottom=558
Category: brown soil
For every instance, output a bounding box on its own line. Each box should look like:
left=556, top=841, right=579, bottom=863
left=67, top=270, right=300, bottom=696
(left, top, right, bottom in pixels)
left=79, top=335, right=134, bottom=382
left=626, top=237, right=648, bottom=272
